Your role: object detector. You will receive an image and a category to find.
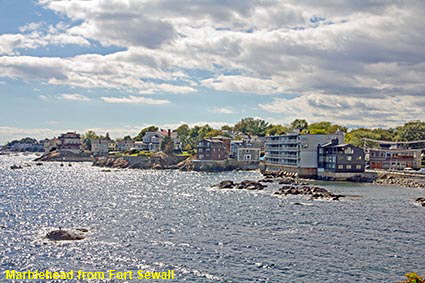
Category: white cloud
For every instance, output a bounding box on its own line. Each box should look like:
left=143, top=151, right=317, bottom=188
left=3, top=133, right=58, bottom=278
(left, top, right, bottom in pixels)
left=19, top=22, right=44, bottom=33
left=211, top=107, right=234, bottom=114
left=59, top=93, right=91, bottom=101
left=0, top=0, right=424, bottom=125
left=202, top=75, right=283, bottom=94
left=101, top=95, right=170, bottom=104
left=259, top=94, right=425, bottom=128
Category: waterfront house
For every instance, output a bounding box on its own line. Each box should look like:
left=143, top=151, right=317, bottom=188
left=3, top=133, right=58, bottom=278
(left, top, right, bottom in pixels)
left=91, top=139, right=110, bottom=156
left=317, top=139, right=365, bottom=179
left=57, top=132, right=82, bottom=154
left=230, top=140, right=260, bottom=161
left=117, top=137, right=135, bottom=152
left=230, top=140, right=244, bottom=158
left=237, top=147, right=261, bottom=161
left=211, top=136, right=231, bottom=154
left=364, top=139, right=423, bottom=170
left=44, top=138, right=59, bottom=153
left=368, top=148, right=422, bottom=170
left=196, top=139, right=227, bottom=160
left=108, top=141, right=117, bottom=151
left=264, top=132, right=345, bottom=177
left=142, top=131, right=164, bottom=152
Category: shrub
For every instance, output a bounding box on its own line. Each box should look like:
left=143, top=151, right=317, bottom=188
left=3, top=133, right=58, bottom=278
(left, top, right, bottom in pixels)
left=399, top=272, right=425, bottom=283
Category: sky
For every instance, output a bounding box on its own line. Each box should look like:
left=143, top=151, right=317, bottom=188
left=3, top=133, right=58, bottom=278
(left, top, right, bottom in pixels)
left=1, top=0, right=425, bottom=143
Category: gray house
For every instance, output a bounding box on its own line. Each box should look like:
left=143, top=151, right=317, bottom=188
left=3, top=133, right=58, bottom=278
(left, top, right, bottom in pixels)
left=318, top=139, right=365, bottom=179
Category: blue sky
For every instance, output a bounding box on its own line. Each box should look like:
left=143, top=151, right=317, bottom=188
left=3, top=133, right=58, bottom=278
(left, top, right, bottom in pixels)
left=1, top=0, right=425, bottom=143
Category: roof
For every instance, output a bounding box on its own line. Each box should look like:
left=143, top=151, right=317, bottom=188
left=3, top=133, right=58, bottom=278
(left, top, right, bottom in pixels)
left=335, top=143, right=350, bottom=147
left=212, top=136, right=231, bottom=140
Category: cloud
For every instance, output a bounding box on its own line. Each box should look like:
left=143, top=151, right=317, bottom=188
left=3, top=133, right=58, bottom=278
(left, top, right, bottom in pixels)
left=0, top=0, right=424, bottom=127
left=101, top=95, right=170, bottom=104
left=202, top=75, right=283, bottom=94
left=259, top=94, right=425, bottom=128
left=59, top=93, right=91, bottom=101
left=211, top=107, right=234, bottom=114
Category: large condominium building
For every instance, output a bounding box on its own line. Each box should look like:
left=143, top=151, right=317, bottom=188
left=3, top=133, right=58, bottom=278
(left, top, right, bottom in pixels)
left=264, top=132, right=345, bottom=177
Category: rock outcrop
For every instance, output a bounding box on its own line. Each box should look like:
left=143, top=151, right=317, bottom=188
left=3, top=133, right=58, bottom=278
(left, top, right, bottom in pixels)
left=274, top=185, right=344, bottom=201
left=374, top=174, right=425, bottom=189
left=46, top=228, right=88, bottom=241
left=10, top=165, right=23, bottom=169
left=213, top=180, right=266, bottom=190
left=415, top=198, right=425, bottom=207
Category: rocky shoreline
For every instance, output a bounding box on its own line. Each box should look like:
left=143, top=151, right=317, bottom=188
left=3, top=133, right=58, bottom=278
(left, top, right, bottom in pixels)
left=374, top=174, right=425, bottom=189
left=93, top=153, right=186, bottom=170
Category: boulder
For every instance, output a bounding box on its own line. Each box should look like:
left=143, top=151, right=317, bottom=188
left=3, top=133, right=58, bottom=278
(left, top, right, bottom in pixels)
left=152, top=163, right=163, bottom=170
left=10, top=165, right=23, bottom=170
left=415, top=198, right=425, bottom=207
left=236, top=180, right=266, bottom=190
left=213, top=180, right=265, bottom=190
left=217, top=180, right=235, bottom=189
left=46, top=228, right=88, bottom=241
left=275, top=185, right=343, bottom=201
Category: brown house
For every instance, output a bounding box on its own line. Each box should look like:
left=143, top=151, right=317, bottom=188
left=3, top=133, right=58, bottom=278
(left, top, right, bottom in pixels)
left=368, top=148, right=422, bottom=170
left=211, top=136, right=231, bottom=154
left=196, top=139, right=227, bottom=160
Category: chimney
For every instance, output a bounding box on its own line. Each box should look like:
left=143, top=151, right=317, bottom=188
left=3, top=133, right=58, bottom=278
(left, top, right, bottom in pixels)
left=168, top=129, right=171, bottom=137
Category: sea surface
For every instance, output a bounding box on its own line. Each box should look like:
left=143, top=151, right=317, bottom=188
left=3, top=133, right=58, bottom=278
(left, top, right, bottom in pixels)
left=0, top=154, right=424, bottom=283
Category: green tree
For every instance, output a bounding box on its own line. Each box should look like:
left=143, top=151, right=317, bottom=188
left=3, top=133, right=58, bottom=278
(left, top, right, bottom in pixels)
left=234, top=118, right=270, bottom=136
left=176, top=124, right=190, bottom=138
left=290, top=119, right=308, bottom=131
left=198, top=124, right=214, bottom=139
left=82, top=130, right=99, bottom=140
left=307, top=122, right=347, bottom=134
left=265, top=124, right=288, bottom=136
left=221, top=125, right=233, bottom=131
left=134, top=126, right=158, bottom=141
left=204, top=129, right=223, bottom=139
left=345, top=128, right=396, bottom=147
left=160, top=136, right=174, bottom=154
left=395, top=120, right=425, bottom=141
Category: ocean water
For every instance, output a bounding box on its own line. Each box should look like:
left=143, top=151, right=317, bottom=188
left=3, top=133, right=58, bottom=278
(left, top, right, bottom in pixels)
left=0, top=154, right=424, bottom=282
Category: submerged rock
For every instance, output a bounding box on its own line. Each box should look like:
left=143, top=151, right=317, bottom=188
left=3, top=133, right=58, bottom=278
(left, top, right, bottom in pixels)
left=415, top=198, right=425, bottom=207
left=10, top=165, right=23, bottom=170
left=216, top=180, right=235, bottom=189
left=46, top=228, right=88, bottom=241
left=213, top=180, right=266, bottom=190
left=274, top=185, right=344, bottom=201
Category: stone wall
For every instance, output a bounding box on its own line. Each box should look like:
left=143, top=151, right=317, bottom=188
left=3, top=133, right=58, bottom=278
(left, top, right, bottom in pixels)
left=192, top=159, right=259, bottom=172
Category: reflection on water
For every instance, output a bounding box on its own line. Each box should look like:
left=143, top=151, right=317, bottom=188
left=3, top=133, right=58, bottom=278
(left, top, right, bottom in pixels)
left=1, top=154, right=424, bottom=282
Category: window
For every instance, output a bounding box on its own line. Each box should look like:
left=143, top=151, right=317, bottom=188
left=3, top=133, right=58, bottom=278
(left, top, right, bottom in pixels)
left=338, top=165, right=344, bottom=169
left=346, top=165, right=352, bottom=169
left=347, top=156, right=352, bottom=161
left=199, top=148, right=203, bottom=152
left=357, top=156, right=362, bottom=160
left=345, top=148, right=354, bottom=154
left=199, top=154, right=204, bottom=159
left=356, top=165, right=362, bottom=169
